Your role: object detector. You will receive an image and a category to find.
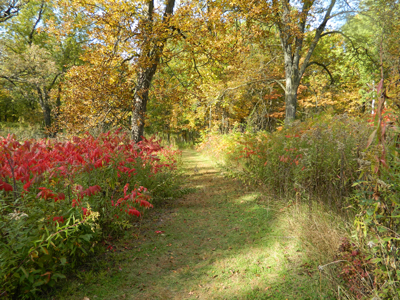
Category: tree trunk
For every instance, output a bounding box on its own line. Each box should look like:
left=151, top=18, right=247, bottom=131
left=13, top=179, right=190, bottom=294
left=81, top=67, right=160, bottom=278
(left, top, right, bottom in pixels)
left=130, top=0, right=175, bottom=143
left=131, top=66, right=157, bottom=142
left=284, top=68, right=300, bottom=124
left=51, top=84, right=62, bottom=137
left=274, top=0, right=337, bottom=123
left=43, top=103, right=52, bottom=134
left=281, top=23, right=302, bottom=124
left=37, top=87, right=53, bottom=137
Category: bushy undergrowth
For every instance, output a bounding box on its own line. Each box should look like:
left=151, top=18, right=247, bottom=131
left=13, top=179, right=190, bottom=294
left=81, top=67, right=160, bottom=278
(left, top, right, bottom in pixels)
left=198, top=113, right=400, bottom=299
left=348, top=114, right=400, bottom=299
left=0, top=130, right=182, bottom=299
left=199, top=114, right=372, bottom=211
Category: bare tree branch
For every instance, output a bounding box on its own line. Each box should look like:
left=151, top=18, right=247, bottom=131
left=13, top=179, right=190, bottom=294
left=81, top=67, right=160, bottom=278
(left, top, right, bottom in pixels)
left=0, top=0, right=27, bottom=23
left=299, top=0, right=337, bottom=78
left=28, top=1, right=44, bottom=45
left=218, top=78, right=286, bottom=99
left=0, top=75, right=18, bottom=86
left=320, top=30, right=379, bottom=66
left=306, top=61, right=334, bottom=84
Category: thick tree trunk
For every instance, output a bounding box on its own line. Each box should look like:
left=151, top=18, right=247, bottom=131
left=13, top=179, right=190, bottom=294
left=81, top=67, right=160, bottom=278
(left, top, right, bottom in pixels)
left=283, top=48, right=301, bottom=124
left=285, top=83, right=298, bottom=123
left=37, top=87, right=53, bottom=137
left=131, top=66, right=157, bottom=143
left=43, top=103, right=52, bottom=133
left=284, top=73, right=300, bottom=124
left=130, top=0, right=175, bottom=143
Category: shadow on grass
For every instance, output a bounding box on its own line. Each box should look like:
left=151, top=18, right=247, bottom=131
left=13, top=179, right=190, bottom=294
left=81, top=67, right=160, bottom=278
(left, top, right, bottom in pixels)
left=49, top=150, right=337, bottom=300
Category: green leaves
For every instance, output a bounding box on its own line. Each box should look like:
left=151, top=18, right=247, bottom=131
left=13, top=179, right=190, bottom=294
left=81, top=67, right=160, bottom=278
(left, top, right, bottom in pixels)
left=0, top=131, right=182, bottom=298
left=19, top=266, right=29, bottom=279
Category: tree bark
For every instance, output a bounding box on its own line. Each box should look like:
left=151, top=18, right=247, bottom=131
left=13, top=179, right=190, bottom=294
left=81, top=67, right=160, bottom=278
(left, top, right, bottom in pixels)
left=283, top=52, right=301, bottom=123
left=131, top=65, right=157, bottom=142
left=43, top=103, right=52, bottom=134
left=37, top=87, right=53, bottom=137
left=131, top=0, right=176, bottom=143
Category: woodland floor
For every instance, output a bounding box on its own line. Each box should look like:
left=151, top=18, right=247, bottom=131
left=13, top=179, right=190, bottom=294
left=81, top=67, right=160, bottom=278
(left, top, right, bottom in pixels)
left=52, top=150, right=335, bottom=300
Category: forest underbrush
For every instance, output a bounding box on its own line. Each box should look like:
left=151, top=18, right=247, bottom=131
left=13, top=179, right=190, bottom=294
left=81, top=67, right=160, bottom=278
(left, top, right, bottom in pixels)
left=199, top=113, right=400, bottom=299
left=0, top=130, right=184, bottom=299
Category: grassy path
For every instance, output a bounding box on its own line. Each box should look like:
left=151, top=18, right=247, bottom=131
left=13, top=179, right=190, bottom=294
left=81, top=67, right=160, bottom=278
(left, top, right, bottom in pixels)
left=55, top=150, right=332, bottom=300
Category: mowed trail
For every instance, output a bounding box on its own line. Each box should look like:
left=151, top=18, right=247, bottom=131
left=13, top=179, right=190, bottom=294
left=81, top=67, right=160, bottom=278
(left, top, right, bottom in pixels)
left=59, top=150, right=323, bottom=300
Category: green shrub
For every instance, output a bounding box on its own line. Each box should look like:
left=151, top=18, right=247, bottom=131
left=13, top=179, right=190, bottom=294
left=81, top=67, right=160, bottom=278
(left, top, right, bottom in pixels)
left=199, top=114, right=372, bottom=210
left=0, top=190, right=100, bottom=299
left=351, top=119, right=400, bottom=299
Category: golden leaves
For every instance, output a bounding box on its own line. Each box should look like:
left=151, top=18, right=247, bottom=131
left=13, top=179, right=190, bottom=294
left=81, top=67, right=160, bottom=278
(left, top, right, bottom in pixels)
left=61, top=56, right=134, bottom=133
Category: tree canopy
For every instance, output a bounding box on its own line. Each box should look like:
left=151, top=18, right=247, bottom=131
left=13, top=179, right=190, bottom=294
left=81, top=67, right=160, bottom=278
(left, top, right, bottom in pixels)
left=0, top=0, right=399, bottom=139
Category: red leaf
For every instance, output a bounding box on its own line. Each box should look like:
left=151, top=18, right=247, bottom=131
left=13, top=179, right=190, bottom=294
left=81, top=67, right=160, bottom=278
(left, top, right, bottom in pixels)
left=55, top=193, right=65, bottom=202
left=37, top=187, right=55, bottom=200
left=53, top=216, right=64, bottom=224
left=84, top=185, right=101, bottom=197
left=72, top=199, right=81, bottom=207
left=123, top=183, right=129, bottom=196
left=128, top=208, right=140, bottom=217
left=0, top=180, right=13, bottom=192
left=140, top=200, right=153, bottom=208
left=23, top=179, right=34, bottom=191
left=82, top=207, right=90, bottom=216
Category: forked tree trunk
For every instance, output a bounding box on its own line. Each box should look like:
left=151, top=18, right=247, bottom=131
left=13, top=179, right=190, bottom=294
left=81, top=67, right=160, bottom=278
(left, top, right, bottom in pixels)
left=274, top=0, right=337, bottom=123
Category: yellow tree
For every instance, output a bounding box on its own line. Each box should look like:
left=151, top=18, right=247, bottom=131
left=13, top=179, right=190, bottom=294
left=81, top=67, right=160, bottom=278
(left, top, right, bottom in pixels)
left=298, top=33, right=364, bottom=116
left=57, top=0, right=176, bottom=141
left=61, top=51, right=134, bottom=133
left=199, top=41, right=286, bottom=132
left=59, top=0, right=238, bottom=141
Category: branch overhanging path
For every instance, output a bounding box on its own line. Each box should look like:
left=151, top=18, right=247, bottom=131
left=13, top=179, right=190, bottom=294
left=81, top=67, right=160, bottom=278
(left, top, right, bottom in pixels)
left=56, top=150, right=330, bottom=299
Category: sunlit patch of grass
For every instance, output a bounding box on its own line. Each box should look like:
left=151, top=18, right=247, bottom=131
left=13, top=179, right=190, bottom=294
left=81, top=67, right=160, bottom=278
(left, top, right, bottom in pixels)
left=234, top=192, right=260, bottom=204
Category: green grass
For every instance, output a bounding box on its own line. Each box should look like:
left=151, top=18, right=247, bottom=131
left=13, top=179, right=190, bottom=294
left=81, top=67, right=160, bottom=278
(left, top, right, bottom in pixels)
left=47, top=150, right=339, bottom=300
left=0, top=122, right=44, bottom=140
